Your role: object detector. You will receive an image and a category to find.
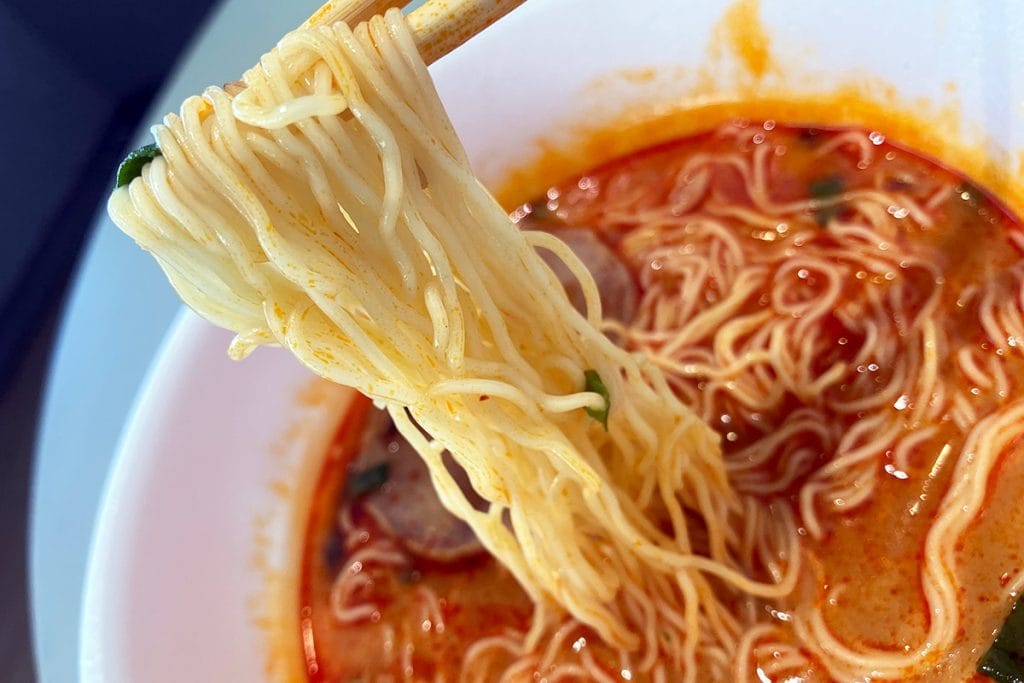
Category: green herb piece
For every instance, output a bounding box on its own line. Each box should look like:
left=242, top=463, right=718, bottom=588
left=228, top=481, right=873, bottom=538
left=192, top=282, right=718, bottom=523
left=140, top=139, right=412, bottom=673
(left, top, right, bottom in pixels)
left=345, top=462, right=390, bottom=499
left=978, top=595, right=1024, bottom=682
left=115, top=143, right=162, bottom=188
left=583, top=369, right=610, bottom=430
left=980, top=648, right=1024, bottom=683
left=809, top=176, right=844, bottom=199
left=809, top=175, right=845, bottom=227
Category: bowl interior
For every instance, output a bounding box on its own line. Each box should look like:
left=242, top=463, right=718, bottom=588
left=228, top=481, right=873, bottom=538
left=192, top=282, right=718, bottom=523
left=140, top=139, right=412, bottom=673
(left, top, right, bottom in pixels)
left=80, top=1, right=1024, bottom=681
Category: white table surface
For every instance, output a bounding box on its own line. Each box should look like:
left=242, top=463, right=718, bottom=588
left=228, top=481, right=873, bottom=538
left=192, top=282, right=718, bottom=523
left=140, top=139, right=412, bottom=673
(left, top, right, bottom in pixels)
left=28, top=2, right=323, bottom=680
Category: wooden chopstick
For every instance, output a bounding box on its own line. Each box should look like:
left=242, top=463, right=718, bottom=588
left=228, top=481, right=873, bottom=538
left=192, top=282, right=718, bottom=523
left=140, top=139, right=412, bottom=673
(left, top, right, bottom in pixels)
left=302, top=0, right=408, bottom=30
left=305, top=0, right=527, bottom=65
left=222, top=0, right=523, bottom=94
left=406, top=0, right=526, bottom=65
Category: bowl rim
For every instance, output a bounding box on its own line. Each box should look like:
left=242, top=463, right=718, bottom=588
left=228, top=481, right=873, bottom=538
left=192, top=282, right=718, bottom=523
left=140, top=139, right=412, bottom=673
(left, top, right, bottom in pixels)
left=79, top=1, right=1024, bottom=680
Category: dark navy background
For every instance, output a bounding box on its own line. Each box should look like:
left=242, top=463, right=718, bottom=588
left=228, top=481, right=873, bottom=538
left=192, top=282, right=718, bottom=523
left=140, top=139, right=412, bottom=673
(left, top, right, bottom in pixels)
left=0, top=1, right=218, bottom=678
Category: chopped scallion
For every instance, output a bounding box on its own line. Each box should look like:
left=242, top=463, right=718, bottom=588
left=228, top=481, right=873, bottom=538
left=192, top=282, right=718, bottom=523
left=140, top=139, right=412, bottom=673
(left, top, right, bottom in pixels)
left=978, top=595, right=1024, bottom=682
left=583, top=369, right=610, bottom=430
left=809, top=175, right=845, bottom=227
left=345, top=462, right=390, bottom=499
left=115, top=143, right=162, bottom=188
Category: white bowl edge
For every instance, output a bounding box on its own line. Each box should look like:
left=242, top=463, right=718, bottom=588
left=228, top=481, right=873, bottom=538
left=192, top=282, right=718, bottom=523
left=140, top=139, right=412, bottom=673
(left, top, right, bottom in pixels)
left=79, top=1, right=1024, bottom=681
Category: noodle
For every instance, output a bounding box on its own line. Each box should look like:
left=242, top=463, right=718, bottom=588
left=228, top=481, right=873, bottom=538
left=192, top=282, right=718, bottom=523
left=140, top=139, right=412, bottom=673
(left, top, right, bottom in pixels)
left=106, top=9, right=797, bottom=680
left=606, top=121, right=1024, bottom=679
left=107, top=7, right=1024, bottom=681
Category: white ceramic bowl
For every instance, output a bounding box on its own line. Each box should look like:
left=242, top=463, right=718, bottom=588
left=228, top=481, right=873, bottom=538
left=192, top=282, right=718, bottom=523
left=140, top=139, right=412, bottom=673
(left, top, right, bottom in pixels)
left=80, top=1, right=1024, bottom=681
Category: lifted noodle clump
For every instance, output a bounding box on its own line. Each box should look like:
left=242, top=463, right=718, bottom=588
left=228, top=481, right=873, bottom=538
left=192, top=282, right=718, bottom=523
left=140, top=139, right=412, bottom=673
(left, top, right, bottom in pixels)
left=108, top=10, right=797, bottom=678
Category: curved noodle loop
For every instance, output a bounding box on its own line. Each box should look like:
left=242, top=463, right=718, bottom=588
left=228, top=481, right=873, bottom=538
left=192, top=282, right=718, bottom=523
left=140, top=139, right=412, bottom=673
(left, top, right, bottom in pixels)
left=586, top=124, right=1024, bottom=680
left=107, top=10, right=798, bottom=677
left=109, top=9, right=1024, bottom=681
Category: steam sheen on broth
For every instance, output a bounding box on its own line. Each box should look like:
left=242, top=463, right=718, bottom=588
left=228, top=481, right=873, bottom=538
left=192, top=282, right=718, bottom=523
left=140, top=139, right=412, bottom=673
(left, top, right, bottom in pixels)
left=301, top=122, right=1024, bottom=682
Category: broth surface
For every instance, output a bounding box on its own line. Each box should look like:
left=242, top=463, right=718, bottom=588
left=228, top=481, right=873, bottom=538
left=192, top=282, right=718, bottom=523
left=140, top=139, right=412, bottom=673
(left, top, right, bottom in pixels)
left=300, top=122, right=1024, bottom=682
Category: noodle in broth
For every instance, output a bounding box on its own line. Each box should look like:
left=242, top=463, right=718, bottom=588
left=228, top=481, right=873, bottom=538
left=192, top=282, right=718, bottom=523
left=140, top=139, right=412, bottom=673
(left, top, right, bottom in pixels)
left=303, top=123, right=1024, bottom=681
left=103, top=11, right=1024, bottom=681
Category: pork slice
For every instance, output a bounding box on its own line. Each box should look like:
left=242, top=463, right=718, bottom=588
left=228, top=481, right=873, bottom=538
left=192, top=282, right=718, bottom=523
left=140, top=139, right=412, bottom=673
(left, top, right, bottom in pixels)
left=536, top=227, right=638, bottom=324
left=349, top=409, right=485, bottom=562
left=344, top=226, right=636, bottom=560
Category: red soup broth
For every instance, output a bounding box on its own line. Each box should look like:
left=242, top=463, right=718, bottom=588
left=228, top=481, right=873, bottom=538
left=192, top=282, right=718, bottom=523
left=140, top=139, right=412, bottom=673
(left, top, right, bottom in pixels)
left=299, top=122, right=1024, bottom=682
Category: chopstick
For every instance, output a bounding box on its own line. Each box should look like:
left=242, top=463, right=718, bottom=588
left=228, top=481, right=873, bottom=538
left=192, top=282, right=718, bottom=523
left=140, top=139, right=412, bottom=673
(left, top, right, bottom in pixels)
left=223, top=0, right=523, bottom=95
left=406, top=0, right=527, bottom=64
left=302, top=0, right=408, bottom=30
left=305, top=0, right=527, bottom=64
